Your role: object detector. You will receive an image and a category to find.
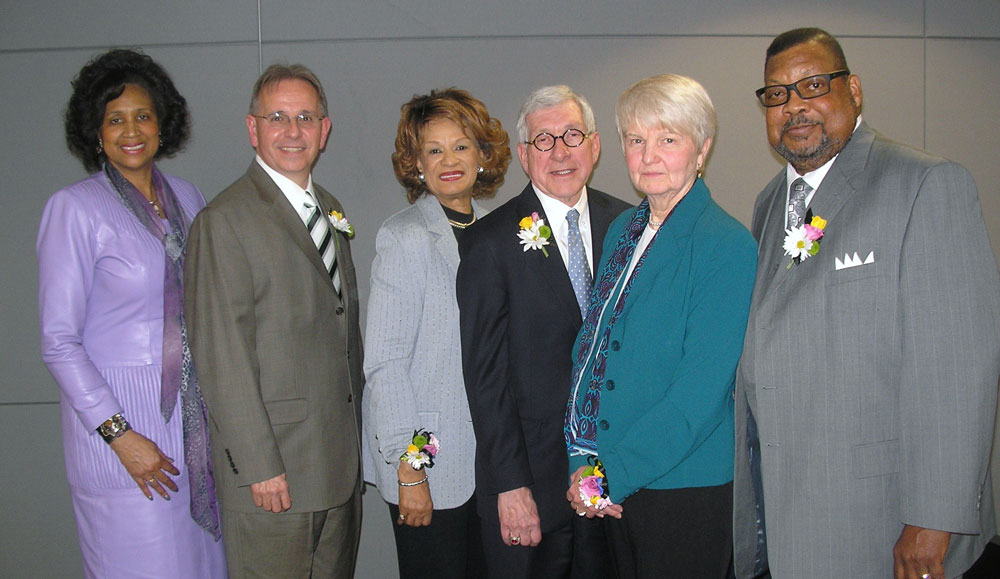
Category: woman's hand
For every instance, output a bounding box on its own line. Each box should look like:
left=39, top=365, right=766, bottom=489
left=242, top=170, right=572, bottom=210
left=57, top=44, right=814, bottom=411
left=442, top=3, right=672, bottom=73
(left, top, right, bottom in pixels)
left=397, top=462, right=433, bottom=527
left=566, top=465, right=623, bottom=519
left=109, top=430, right=180, bottom=500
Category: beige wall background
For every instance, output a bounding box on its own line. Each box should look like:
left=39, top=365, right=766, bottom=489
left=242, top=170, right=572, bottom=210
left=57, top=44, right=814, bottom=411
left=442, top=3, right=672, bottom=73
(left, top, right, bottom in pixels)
left=2, top=1, right=998, bottom=576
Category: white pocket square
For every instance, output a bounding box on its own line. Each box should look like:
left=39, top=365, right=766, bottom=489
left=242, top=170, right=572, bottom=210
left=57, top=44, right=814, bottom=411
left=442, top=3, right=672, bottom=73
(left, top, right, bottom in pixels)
left=835, top=251, right=875, bottom=270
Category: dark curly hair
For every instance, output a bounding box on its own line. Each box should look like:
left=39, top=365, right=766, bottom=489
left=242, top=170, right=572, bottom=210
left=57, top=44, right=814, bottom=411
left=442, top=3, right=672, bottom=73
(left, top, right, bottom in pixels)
left=392, top=88, right=511, bottom=204
left=64, top=48, right=191, bottom=173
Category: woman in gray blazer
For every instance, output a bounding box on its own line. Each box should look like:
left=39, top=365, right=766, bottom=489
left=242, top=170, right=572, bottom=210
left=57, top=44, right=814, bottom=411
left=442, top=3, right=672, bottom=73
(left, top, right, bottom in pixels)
left=363, top=88, right=511, bottom=579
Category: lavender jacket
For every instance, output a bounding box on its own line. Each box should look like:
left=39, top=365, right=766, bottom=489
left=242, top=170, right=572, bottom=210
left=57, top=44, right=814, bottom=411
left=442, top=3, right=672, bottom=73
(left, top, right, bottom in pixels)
left=37, top=170, right=204, bottom=488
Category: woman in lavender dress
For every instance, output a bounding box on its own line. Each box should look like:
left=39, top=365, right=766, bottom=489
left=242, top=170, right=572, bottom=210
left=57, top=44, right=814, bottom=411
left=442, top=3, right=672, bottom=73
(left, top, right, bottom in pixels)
left=37, top=49, right=225, bottom=578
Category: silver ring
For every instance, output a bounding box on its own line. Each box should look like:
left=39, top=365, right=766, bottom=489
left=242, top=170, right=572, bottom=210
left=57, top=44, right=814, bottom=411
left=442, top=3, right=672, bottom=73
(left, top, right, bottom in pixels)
left=920, top=574, right=931, bottom=579
left=398, top=513, right=406, bottom=521
left=577, top=510, right=586, bottom=516
left=510, top=536, right=521, bottom=546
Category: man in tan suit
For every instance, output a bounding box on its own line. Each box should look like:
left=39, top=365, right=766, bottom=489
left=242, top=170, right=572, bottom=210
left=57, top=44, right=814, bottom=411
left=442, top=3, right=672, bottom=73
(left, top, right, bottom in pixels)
left=185, top=64, right=363, bottom=578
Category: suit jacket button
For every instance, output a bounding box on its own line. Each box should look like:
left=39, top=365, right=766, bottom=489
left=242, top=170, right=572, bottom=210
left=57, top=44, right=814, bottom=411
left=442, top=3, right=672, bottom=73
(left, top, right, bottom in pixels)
left=610, top=341, right=621, bottom=351
left=599, top=419, right=609, bottom=431
left=336, top=306, right=345, bottom=315
left=606, top=380, right=615, bottom=391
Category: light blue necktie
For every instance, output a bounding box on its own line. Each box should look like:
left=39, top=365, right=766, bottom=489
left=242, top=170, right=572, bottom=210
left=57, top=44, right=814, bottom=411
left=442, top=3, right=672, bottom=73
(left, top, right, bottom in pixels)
left=566, top=208, right=592, bottom=317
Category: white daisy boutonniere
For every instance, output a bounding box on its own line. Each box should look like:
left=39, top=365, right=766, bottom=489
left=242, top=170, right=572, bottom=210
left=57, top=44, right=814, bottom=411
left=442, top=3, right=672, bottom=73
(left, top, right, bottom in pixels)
left=517, top=212, right=551, bottom=257
left=783, top=214, right=827, bottom=268
left=328, top=210, right=355, bottom=238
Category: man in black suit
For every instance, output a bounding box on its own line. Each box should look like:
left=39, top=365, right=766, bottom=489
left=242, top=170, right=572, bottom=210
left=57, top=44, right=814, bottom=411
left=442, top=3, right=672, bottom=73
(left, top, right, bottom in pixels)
left=457, top=85, right=631, bottom=578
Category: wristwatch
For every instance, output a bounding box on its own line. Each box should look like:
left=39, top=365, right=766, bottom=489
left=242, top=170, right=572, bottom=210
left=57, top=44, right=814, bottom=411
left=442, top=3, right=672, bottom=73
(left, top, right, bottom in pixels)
left=97, top=413, right=131, bottom=444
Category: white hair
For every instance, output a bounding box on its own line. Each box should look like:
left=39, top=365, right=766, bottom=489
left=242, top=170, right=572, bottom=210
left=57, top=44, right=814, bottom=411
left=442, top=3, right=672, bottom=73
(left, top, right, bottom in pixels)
left=615, top=74, right=716, bottom=150
left=516, top=85, right=597, bottom=143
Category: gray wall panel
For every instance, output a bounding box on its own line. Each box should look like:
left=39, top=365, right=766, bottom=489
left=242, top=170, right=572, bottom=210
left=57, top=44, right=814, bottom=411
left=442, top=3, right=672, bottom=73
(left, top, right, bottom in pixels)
left=0, top=0, right=258, bottom=51
left=925, top=38, right=1000, bottom=266
left=926, top=0, right=1000, bottom=38
left=0, top=404, right=81, bottom=577
left=3, top=50, right=104, bottom=405
left=264, top=0, right=925, bottom=40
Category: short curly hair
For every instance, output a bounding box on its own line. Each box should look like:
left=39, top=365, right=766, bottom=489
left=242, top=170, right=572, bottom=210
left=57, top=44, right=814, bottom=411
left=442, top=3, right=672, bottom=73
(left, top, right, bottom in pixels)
left=64, top=48, right=191, bottom=173
left=392, top=88, right=511, bottom=204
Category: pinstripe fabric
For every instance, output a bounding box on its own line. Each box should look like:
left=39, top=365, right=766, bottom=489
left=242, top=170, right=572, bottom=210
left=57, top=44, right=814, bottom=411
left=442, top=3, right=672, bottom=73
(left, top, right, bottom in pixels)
left=362, top=194, right=480, bottom=508
left=734, top=123, right=1000, bottom=578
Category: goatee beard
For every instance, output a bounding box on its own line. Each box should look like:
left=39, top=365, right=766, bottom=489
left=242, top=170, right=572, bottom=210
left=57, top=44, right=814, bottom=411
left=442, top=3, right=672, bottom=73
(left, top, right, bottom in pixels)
left=773, top=116, right=852, bottom=173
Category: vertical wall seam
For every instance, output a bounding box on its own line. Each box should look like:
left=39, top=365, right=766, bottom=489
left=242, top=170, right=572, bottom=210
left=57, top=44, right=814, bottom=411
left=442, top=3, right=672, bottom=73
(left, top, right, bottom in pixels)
left=923, top=0, right=928, bottom=149
left=257, top=0, right=264, bottom=76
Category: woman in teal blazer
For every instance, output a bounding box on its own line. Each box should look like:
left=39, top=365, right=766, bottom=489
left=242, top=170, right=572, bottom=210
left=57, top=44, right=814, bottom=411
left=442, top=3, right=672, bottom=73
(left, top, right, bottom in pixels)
left=565, top=74, right=756, bottom=578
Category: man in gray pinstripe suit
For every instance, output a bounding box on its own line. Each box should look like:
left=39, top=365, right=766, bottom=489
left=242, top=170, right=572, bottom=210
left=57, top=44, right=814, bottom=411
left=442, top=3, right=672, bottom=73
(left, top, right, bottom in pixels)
left=733, top=28, right=1000, bottom=579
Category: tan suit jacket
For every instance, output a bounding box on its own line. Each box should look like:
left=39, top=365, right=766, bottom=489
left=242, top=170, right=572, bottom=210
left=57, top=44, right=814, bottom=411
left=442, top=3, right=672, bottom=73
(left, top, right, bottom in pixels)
left=185, top=161, right=363, bottom=514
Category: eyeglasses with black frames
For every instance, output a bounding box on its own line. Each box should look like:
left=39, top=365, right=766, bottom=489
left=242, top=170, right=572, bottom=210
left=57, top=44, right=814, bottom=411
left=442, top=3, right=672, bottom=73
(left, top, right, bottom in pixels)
left=755, top=70, right=850, bottom=107
left=524, top=128, right=591, bottom=152
left=251, top=112, right=326, bottom=128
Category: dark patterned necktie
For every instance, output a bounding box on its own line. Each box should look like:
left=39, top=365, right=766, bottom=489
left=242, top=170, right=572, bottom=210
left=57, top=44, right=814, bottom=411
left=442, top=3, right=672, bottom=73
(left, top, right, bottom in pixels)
left=787, top=178, right=812, bottom=229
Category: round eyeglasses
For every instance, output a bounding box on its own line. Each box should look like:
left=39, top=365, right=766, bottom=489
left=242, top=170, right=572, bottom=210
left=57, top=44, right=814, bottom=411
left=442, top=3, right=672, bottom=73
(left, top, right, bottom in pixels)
left=524, top=128, right=590, bottom=152
left=251, top=112, right=326, bottom=128
left=755, top=70, right=850, bottom=107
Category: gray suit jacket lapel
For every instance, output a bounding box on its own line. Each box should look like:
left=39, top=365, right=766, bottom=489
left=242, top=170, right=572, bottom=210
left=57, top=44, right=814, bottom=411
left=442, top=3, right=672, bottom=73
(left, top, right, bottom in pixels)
left=414, top=193, right=485, bottom=275
left=757, top=122, right=874, bottom=303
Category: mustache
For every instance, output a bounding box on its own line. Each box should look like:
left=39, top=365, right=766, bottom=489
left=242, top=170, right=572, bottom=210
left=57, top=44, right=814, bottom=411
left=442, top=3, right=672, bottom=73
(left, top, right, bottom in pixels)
left=781, top=115, right=821, bottom=134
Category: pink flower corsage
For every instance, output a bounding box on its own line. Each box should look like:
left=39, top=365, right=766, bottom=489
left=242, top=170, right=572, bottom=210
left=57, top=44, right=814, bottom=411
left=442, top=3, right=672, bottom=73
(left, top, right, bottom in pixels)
left=400, top=429, right=440, bottom=470
left=578, top=458, right=613, bottom=510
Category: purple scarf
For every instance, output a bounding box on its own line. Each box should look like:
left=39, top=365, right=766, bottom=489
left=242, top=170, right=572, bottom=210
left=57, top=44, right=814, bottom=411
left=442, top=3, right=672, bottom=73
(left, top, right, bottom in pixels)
left=565, top=198, right=659, bottom=458
left=104, top=163, right=221, bottom=540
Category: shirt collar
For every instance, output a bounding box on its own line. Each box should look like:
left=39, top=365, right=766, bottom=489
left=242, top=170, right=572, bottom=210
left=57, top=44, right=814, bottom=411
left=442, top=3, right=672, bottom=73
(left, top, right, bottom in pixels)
left=256, top=155, right=315, bottom=207
left=531, top=183, right=590, bottom=227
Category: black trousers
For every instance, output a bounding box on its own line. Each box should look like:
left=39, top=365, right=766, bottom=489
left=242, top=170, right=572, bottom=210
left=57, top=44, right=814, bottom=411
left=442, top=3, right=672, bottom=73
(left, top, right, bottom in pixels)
left=388, top=494, right=486, bottom=579
left=481, top=517, right=572, bottom=579
left=604, top=482, right=733, bottom=579
left=479, top=511, right=613, bottom=579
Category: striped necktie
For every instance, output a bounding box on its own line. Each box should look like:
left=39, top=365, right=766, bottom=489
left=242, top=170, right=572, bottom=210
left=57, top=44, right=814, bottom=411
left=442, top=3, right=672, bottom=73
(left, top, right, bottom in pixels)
left=304, top=193, right=341, bottom=295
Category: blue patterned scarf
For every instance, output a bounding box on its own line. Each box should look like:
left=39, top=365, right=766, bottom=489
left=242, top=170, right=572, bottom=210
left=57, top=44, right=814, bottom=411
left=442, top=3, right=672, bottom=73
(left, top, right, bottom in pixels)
left=565, top=198, right=659, bottom=457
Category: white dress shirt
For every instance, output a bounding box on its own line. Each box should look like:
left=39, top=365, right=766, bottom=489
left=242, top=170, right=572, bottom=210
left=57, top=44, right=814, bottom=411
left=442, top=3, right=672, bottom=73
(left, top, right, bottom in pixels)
left=532, top=184, right=594, bottom=272
left=256, top=155, right=317, bottom=224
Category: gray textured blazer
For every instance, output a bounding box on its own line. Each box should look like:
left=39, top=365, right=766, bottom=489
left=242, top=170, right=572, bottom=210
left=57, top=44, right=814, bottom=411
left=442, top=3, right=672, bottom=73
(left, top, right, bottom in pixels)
left=734, top=123, right=1000, bottom=578
left=185, top=161, right=364, bottom=514
left=362, top=193, right=481, bottom=508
